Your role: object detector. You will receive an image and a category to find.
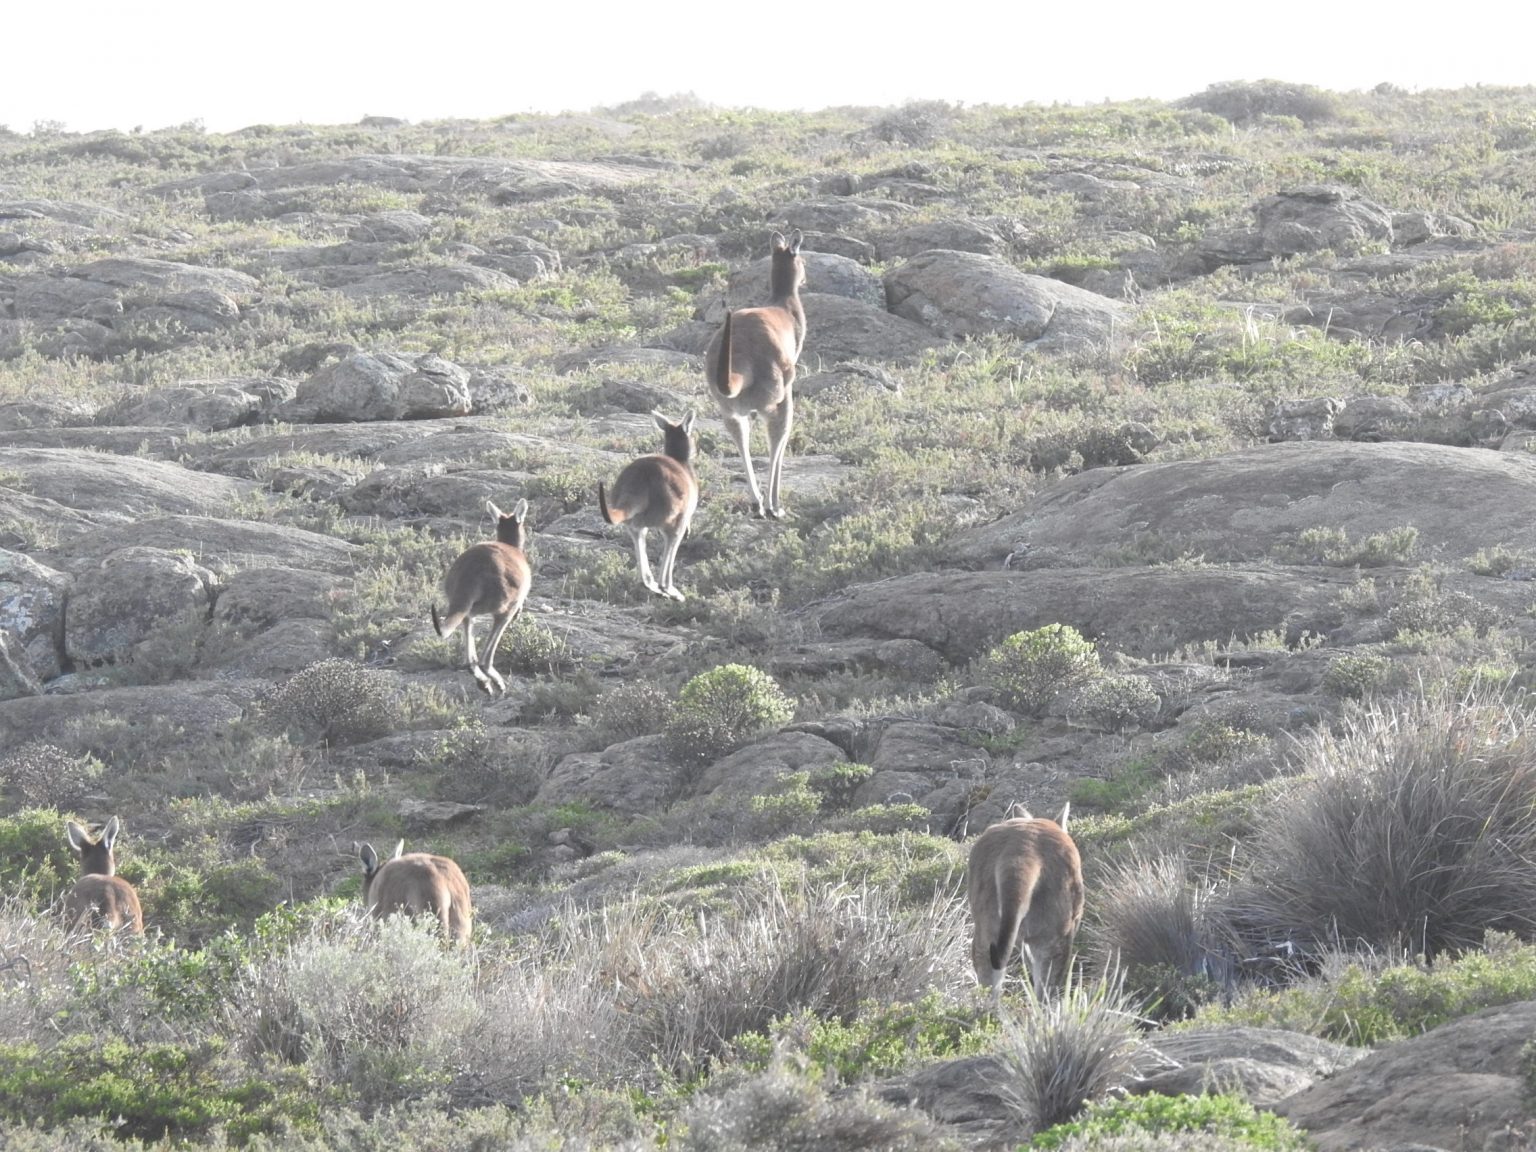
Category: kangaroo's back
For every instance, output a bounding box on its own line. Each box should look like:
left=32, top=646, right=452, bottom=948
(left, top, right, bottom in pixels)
left=442, top=542, right=529, bottom=617
left=67, top=874, right=144, bottom=934
left=367, top=851, right=473, bottom=947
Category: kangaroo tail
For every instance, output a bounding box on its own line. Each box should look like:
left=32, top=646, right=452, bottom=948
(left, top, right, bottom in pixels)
left=989, top=868, right=1031, bottom=973
left=598, top=481, right=624, bottom=525
left=712, top=309, right=742, bottom=399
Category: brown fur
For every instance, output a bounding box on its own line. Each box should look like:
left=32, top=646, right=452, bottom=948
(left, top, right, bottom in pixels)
left=65, top=817, right=143, bottom=935
left=598, top=410, right=699, bottom=601
left=356, top=840, right=473, bottom=947
left=704, top=230, right=805, bottom=519
left=966, top=805, right=1083, bottom=1003
left=431, top=498, right=531, bottom=696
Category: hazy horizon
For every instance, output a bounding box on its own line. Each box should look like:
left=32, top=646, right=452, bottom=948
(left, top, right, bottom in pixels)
left=6, top=0, right=1536, bottom=136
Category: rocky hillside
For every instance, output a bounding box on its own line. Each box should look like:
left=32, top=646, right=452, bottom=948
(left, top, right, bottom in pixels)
left=3, top=84, right=1536, bottom=1149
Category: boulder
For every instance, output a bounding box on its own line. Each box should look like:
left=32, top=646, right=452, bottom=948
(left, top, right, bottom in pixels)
left=813, top=566, right=1348, bottom=663
left=536, top=735, right=679, bottom=815
left=1267, top=397, right=1343, bottom=441
left=883, top=250, right=1132, bottom=351
left=278, top=352, right=473, bottom=423
left=213, top=566, right=341, bottom=630
left=52, top=515, right=359, bottom=576
left=800, top=294, right=943, bottom=364
left=949, top=441, right=1536, bottom=569
left=694, top=731, right=847, bottom=799
left=335, top=263, right=519, bottom=299
left=347, top=210, right=432, bottom=243
left=877, top=220, right=1008, bottom=262
left=65, top=547, right=216, bottom=668
left=0, top=681, right=263, bottom=749
left=1133, top=1026, right=1363, bottom=1107
left=0, top=630, right=42, bottom=700
left=99, top=377, right=295, bottom=431
left=0, top=448, right=252, bottom=518
left=0, top=400, right=97, bottom=431
left=773, top=198, right=915, bottom=234
left=552, top=345, right=701, bottom=375
left=0, top=549, right=70, bottom=681
left=696, top=252, right=885, bottom=320
left=1272, top=1000, right=1536, bottom=1152
left=1198, top=185, right=1395, bottom=268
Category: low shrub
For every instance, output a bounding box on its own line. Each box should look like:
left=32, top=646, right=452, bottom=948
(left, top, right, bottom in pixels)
left=263, top=658, right=396, bottom=745
left=1322, top=651, right=1391, bottom=699
left=1069, top=675, right=1161, bottom=732
left=0, top=745, right=100, bottom=811
left=979, top=625, right=1102, bottom=716
left=665, top=664, right=795, bottom=763
left=1030, top=1091, right=1312, bottom=1150
left=1178, top=79, right=1339, bottom=126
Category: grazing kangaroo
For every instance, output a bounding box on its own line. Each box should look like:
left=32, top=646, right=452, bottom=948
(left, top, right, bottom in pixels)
left=705, top=229, right=806, bottom=519
left=431, top=498, right=531, bottom=697
left=598, top=409, right=699, bottom=601
left=967, top=804, right=1084, bottom=1004
left=65, top=817, right=143, bottom=935
left=356, top=840, right=473, bottom=947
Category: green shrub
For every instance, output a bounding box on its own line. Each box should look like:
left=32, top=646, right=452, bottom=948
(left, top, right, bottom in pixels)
left=263, top=658, right=396, bottom=745
left=1178, top=79, right=1339, bottom=125
left=1197, top=931, right=1536, bottom=1046
left=0, top=1035, right=311, bottom=1144
left=807, top=762, right=874, bottom=809
left=1469, top=544, right=1536, bottom=578
left=0, top=808, right=77, bottom=905
left=1031, top=1091, right=1312, bottom=1150
left=589, top=679, right=673, bottom=743
left=495, top=620, right=577, bottom=676
left=980, top=625, right=1102, bottom=716
left=1294, top=525, right=1418, bottom=567
left=665, top=664, right=795, bottom=763
left=1386, top=567, right=1501, bottom=638
left=1322, top=652, right=1391, bottom=699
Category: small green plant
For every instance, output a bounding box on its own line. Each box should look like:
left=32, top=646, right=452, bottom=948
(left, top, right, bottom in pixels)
left=1030, top=1091, right=1312, bottom=1150
left=589, top=680, right=673, bottom=743
left=0, top=744, right=100, bottom=810
left=1323, top=651, right=1391, bottom=699
left=665, top=663, right=796, bottom=763
left=1469, top=544, right=1536, bottom=579
left=1293, top=524, right=1418, bottom=567
left=495, top=620, right=577, bottom=676
left=980, top=625, right=1102, bottom=715
left=1386, top=566, right=1501, bottom=640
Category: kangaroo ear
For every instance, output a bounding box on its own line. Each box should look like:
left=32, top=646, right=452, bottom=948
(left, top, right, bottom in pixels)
left=789, top=228, right=804, bottom=253
left=486, top=499, right=504, bottom=521
left=391, top=840, right=406, bottom=861
left=101, top=816, right=121, bottom=851
left=1057, top=802, right=1071, bottom=834
left=651, top=410, right=670, bottom=433
left=512, top=498, right=529, bottom=522
left=358, top=842, right=379, bottom=875
left=682, top=409, right=697, bottom=434
left=770, top=230, right=787, bottom=251
left=66, top=821, right=90, bottom=855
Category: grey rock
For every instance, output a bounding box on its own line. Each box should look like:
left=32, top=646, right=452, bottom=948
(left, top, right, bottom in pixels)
left=0, top=630, right=43, bottom=700
left=0, top=681, right=263, bottom=749
left=552, top=345, right=701, bottom=375
left=695, top=732, right=847, bottom=799
left=1332, top=396, right=1418, bottom=442
left=65, top=547, right=216, bottom=668
left=884, top=250, right=1132, bottom=351
left=696, top=251, right=885, bottom=322
left=537, top=734, right=678, bottom=815
left=100, top=377, right=294, bottom=431
left=279, top=351, right=473, bottom=423
left=0, top=549, right=70, bottom=682
left=877, top=219, right=1007, bottom=262
left=0, top=400, right=97, bottom=432
left=1268, top=396, right=1343, bottom=441
left=773, top=197, right=915, bottom=234
left=0, top=447, right=252, bottom=518
left=347, top=210, right=432, bottom=243
left=1135, top=1026, right=1363, bottom=1107
left=800, top=294, right=942, bottom=364
left=335, top=263, right=518, bottom=300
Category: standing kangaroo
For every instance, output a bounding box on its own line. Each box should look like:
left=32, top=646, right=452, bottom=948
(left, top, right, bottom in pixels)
left=431, top=498, right=531, bottom=697
left=355, top=840, right=473, bottom=947
left=65, top=816, right=144, bottom=935
left=705, top=229, right=806, bottom=519
left=598, top=409, right=699, bottom=601
left=967, top=804, right=1084, bottom=1003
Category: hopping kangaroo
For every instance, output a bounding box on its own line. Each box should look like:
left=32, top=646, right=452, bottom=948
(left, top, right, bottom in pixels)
left=967, top=804, right=1084, bottom=1003
left=431, top=498, right=531, bottom=697
left=356, top=841, right=473, bottom=947
left=65, top=816, right=143, bottom=935
left=598, top=409, right=699, bottom=601
left=705, top=229, right=806, bottom=519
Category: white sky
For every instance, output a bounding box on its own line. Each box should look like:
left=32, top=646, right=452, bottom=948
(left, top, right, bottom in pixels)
left=5, top=0, right=1536, bottom=134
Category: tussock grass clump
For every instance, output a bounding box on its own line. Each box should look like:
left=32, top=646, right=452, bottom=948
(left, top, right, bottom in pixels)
left=979, top=625, right=1102, bottom=716
left=263, top=658, right=396, bottom=745
left=992, top=971, right=1147, bottom=1136
left=1232, top=691, right=1536, bottom=959
left=1179, top=79, right=1339, bottom=125
left=1088, top=852, right=1231, bottom=1020
left=665, top=663, right=795, bottom=763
